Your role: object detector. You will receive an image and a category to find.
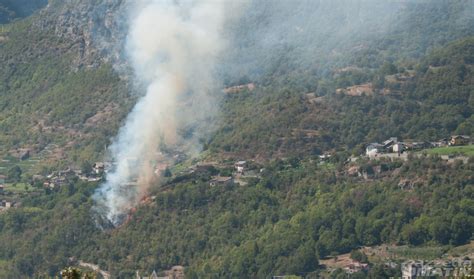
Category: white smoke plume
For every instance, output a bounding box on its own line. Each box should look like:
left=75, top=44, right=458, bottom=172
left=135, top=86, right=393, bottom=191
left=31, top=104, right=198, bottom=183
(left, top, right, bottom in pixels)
left=93, top=0, right=230, bottom=227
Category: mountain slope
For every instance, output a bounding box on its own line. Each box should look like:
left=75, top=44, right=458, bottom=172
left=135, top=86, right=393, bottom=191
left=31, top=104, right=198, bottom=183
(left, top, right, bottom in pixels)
left=209, top=37, right=474, bottom=159
left=0, top=2, right=132, bottom=171
left=0, top=1, right=473, bottom=278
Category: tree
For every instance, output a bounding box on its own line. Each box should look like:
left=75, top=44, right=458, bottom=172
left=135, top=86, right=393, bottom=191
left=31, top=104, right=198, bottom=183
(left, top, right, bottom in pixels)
left=7, top=165, right=22, bottom=183
left=163, top=167, right=172, bottom=177
left=81, top=161, right=93, bottom=176
left=60, top=267, right=94, bottom=279
left=450, top=214, right=472, bottom=245
left=380, top=61, right=398, bottom=76
left=350, top=250, right=368, bottom=263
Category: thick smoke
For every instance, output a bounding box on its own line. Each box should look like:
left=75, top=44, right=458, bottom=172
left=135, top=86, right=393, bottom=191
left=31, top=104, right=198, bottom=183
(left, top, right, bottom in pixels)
left=92, top=0, right=474, bottom=226
left=221, top=0, right=474, bottom=82
left=93, top=0, right=230, bottom=226
left=220, top=0, right=403, bottom=82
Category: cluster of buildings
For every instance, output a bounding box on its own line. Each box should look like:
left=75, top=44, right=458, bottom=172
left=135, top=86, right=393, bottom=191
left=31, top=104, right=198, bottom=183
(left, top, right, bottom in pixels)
left=208, top=161, right=247, bottom=187
left=0, top=175, right=18, bottom=213
left=42, top=162, right=108, bottom=189
left=42, top=169, right=74, bottom=189
left=321, top=256, right=371, bottom=277
left=343, top=261, right=369, bottom=274
left=366, top=137, right=404, bottom=157
left=208, top=160, right=259, bottom=187
left=366, top=135, right=471, bottom=157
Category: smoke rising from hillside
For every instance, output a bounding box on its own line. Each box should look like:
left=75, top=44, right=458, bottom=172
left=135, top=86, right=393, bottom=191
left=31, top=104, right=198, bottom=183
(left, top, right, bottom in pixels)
left=91, top=0, right=474, bottom=227
left=93, top=0, right=231, bottom=226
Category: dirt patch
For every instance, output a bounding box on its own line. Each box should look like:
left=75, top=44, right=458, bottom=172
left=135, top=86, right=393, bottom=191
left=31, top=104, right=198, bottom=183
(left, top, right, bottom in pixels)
left=336, top=83, right=374, bottom=96
left=334, top=66, right=363, bottom=74
left=306, top=93, right=326, bottom=105
left=85, top=103, right=118, bottom=126
left=320, top=253, right=352, bottom=269
left=292, top=129, right=320, bottom=138
left=223, top=83, right=255, bottom=94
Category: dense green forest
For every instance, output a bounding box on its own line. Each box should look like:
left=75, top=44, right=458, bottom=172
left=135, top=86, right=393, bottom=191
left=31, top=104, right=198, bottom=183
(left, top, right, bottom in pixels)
left=0, top=155, right=472, bottom=277
left=0, top=0, right=473, bottom=278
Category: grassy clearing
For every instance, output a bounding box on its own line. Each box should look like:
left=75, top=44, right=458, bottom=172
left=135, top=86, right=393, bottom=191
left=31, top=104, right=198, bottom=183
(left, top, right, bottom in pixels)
left=449, top=241, right=474, bottom=257
left=4, top=183, right=34, bottom=193
left=387, top=245, right=450, bottom=260
left=0, top=259, right=14, bottom=274
left=425, top=145, right=474, bottom=156
left=363, top=243, right=474, bottom=263
left=0, top=155, right=44, bottom=177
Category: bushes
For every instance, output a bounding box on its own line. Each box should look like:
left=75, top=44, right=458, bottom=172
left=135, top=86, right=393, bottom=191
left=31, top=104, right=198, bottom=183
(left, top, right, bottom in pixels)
left=0, top=148, right=472, bottom=276
left=350, top=250, right=368, bottom=263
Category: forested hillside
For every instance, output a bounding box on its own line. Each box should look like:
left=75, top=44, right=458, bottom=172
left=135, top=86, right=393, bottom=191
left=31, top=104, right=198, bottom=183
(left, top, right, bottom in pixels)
left=210, top=37, right=474, bottom=158
left=0, top=1, right=473, bottom=278
left=0, top=151, right=472, bottom=277
left=0, top=5, right=133, bottom=171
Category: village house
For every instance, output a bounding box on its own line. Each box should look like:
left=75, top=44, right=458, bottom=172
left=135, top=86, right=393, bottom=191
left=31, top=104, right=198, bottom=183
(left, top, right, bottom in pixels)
left=449, top=135, right=470, bottom=146
left=392, top=142, right=405, bottom=153
left=93, top=162, right=105, bottom=175
left=0, top=200, right=13, bottom=210
left=366, top=137, right=413, bottom=156
left=319, top=153, right=332, bottom=160
left=0, top=185, right=3, bottom=194
left=366, top=143, right=384, bottom=157
left=433, top=138, right=449, bottom=147
left=43, top=181, right=57, bottom=189
left=383, top=137, right=398, bottom=148
left=344, top=261, right=369, bottom=274
left=209, top=176, right=233, bottom=187
left=235, top=161, right=247, bottom=174
left=382, top=138, right=403, bottom=153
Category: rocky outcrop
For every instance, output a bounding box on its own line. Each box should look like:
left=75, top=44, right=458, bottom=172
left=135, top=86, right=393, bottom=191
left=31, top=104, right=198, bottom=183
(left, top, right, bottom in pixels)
left=33, top=0, right=128, bottom=70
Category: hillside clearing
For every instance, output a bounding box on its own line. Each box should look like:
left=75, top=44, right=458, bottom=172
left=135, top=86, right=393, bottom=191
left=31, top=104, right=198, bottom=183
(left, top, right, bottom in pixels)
left=425, top=145, right=474, bottom=156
